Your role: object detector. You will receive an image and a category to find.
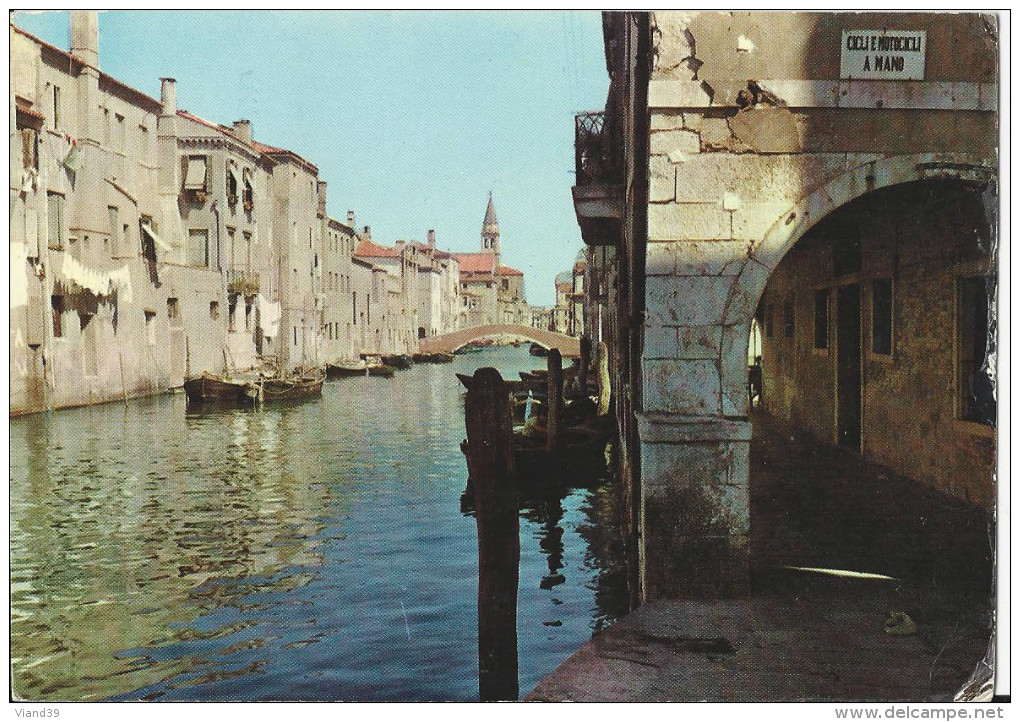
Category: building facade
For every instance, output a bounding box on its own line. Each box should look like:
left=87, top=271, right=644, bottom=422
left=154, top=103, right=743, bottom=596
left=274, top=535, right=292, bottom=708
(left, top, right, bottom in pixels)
left=573, top=11, right=997, bottom=601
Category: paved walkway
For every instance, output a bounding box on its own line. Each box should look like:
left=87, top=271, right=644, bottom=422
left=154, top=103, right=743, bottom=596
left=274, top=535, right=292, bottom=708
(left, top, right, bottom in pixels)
left=527, top=413, right=995, bottom=701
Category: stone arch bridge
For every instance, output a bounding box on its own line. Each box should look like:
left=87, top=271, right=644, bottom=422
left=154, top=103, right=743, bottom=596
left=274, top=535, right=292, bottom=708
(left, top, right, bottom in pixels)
left=418, top=324, right=580, bottom=358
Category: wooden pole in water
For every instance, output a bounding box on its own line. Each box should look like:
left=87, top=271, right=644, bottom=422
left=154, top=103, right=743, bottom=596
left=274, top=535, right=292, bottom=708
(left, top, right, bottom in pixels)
left=118, top=353, right=129, bottom=403
left=546, top=348, right=563, bottom=453
left=578, top=334, right=591, bottom=395
left=465, top=367, right=519, bottom=702
left=596, top=340, right=611, bottom=417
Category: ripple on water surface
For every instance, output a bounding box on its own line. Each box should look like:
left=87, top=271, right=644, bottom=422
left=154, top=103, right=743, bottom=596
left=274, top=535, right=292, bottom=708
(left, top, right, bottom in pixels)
left=10, top=347, right=628, bottom=701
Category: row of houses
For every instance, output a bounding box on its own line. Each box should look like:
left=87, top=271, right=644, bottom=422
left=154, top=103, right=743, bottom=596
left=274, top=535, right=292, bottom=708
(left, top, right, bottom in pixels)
left=9, top=12, right=551, bottom=416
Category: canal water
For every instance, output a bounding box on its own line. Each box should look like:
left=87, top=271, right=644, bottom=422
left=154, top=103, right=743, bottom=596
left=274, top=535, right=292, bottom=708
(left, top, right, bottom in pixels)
left=10, top=346, right=628, bottom=701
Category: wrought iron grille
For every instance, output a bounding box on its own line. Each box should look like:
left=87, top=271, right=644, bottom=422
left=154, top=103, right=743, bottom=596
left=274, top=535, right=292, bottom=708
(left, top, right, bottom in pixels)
left=575, top=111, right=621, bottom=185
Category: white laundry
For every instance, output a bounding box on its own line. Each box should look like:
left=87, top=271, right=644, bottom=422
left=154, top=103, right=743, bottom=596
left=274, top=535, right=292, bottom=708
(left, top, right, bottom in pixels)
left=257, top=294, right=281, bottom=337
left=60, top=254, right=132, bottom=302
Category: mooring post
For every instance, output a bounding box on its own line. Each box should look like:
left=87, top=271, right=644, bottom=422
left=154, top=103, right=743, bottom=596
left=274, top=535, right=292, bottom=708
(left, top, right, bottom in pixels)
left=547, top=349, right=563, bottom=453
left=578, top=335, right=591, bottom=395
left=464, top=367, right=519, bottom=702
left=596, top=340, right=611, bottom=417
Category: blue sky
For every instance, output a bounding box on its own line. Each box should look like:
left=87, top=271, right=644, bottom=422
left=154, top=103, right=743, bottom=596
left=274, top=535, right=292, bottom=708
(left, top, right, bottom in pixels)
left=14, top=10, right=608, bottom=307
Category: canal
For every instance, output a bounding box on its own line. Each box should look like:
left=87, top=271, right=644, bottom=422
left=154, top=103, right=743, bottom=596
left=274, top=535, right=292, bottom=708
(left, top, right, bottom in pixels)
left=10, top=346, right=628, bottom=701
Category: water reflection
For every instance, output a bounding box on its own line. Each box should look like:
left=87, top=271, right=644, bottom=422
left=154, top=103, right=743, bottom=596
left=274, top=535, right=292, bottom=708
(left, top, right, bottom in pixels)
left=10, top=347, right=627, bottom=701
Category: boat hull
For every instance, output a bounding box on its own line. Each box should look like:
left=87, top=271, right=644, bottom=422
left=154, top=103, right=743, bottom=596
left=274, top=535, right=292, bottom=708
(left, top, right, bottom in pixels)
left=184, top=373, right=254, bottom=404
left=326, top=362, right=367, bottom=378
left=259, top=373, right=324, bottom=402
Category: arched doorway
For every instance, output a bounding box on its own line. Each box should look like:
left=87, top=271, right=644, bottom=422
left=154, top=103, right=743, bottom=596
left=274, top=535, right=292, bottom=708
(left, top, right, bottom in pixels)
left=746, top=176, right=995, bottom=597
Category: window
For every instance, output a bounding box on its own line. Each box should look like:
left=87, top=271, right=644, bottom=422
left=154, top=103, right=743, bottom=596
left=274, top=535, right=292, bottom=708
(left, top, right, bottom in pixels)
left=228, top=297, right=238, bottom=331
left=114, top=114, right=125, bottom=150
left=294, top=326, right=298, bottom=346
left=871, top=279, right=893, bottom=355
left=243, top=169, right=254, bottom=211
left=226, top=227, right=236, bottom=266
left=144, top=310, right=156, bottom=345
left=51, top=85, right=61, bottom=130
left=243, top=231, right=253, bottom=269
left=167, top=298, right=181, bottom=327
left=226, top=163, right=239, bottom=206
left=957, top=276, right=994, bottom=425
left=20, top=128, right=38, bottom=171
left=833, top=235, right=862, bottom=276
left=51, top=295, right=64, bottom=337
left=183, top=155, right=209, bottom=197
left=188, top=229, right=209, bottom=267
left=209, top=301, right=220, bottom=320
left=245, top=298, right=253, bottom=332
left=502, top=278, right=509, bottom=290
left=783, top=298, right=794, bottom=338
left=108, top=206, right=120, bottom=257
left=47, top=193, right=65, bottom=249
left=814, top=289, right=829, bottom=349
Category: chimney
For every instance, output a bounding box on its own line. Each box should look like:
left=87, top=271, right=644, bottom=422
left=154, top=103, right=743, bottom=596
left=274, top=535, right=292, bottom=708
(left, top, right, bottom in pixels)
left=347, top=210, right=356, bottom=228
left=160, top=78, right=177, bottom=116
left=427, top=229, right=436, bottom=248
left=362, top=225, right=371, bottom=240
left=316, top=180, right=327, bottom=216
left=231, top=119, right=252, bottom=144
left=70, top=10, right=99, bottom=69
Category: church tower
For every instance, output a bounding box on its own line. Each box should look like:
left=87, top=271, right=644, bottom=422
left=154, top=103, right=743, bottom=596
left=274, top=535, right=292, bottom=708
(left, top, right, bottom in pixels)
left=481, top=192, right=500, bottom=273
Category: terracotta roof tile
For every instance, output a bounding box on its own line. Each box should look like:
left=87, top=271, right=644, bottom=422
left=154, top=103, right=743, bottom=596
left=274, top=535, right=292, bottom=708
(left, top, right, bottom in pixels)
left=452, top=252, right=495, bottom=273
left=355, top=239, right=401, bottom=259
left=498, top=265, right=524, bottom=277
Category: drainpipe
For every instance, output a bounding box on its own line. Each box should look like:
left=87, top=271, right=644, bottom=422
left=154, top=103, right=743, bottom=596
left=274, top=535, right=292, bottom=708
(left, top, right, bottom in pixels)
left=211, top=199, right=221, bottom=271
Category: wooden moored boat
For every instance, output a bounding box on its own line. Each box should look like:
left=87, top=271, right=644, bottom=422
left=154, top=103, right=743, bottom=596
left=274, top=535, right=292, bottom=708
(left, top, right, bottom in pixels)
left=326, top=360, right=368, bottom=378
left=529, top=343, right=548, bottom=357
left=412, top=352, right=455, bottom=364
left=367, top=364, right=397, bottom=378
left=381, top=354, right=413, bottom=370
left=258, top=368, right=325, bottom=402
left=184, top=372, right=256, bottom=404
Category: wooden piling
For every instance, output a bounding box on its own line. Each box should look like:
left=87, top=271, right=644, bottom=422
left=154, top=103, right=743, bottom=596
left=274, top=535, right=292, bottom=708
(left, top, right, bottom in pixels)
left=578, top=335, right=591, bottom=395
left=464, top=367, right=519, bottom=702
left=596, top=340, right=611, bottom=417
left=546, top=348, right=563, bottom=453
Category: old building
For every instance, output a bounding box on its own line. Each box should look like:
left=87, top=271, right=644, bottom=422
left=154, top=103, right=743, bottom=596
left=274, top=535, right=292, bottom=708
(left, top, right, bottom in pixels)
left=451, top=194, right=532, bottom=327
left=551, top=270, right=572, bottom=334
left=11, top=14, right=190, bottom=412
left=573, top=12, right=997, bottom=600
left=9, top=12, right=390, bottom=413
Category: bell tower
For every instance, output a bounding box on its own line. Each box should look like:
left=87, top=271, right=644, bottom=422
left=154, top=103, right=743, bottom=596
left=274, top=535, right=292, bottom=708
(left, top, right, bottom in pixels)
left=481, top=192, right=500, bottom=272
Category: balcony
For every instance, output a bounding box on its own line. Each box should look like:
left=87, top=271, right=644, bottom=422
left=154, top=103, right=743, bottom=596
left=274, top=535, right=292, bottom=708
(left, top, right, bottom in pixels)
left=572, top=111, right=622, bottom=247
left=227, top=269, right=260, bottom=298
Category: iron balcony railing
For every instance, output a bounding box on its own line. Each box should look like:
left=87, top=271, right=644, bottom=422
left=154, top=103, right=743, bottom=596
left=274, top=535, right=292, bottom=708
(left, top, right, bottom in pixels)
left=574, top=111, right=622, bottom=186
left=227, top=268, right=260, bottom=297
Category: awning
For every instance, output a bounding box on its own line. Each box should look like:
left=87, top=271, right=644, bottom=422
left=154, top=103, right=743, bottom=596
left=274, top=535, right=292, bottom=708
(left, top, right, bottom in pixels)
left=184, top=157, right=207, bottom=190
left=141, top=222, right=174, bottom=253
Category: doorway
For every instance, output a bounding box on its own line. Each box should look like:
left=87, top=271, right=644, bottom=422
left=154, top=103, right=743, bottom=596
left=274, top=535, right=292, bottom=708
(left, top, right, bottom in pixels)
left=836, top=283, right=861, bottom=451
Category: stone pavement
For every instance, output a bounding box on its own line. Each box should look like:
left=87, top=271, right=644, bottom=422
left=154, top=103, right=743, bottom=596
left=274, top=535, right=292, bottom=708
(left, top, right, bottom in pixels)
left=527, top=413, right=995, bottom=701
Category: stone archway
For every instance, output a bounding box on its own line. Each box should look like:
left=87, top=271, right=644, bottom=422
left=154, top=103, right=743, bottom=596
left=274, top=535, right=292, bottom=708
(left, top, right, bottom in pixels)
left=637, top=151, right=995, bottom=601
left=717, top=152, right=996, bottom=419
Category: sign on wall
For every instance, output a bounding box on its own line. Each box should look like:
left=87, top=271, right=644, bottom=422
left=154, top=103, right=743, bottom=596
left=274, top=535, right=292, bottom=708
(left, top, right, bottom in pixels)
left=840, top=29, right=927, bottom=80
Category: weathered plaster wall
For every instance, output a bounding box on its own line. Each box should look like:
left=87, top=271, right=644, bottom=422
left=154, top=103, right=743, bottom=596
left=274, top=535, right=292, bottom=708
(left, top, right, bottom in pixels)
left=634, top=11, right=997, bottom=598
left=761, top=186, right=995, bottom=508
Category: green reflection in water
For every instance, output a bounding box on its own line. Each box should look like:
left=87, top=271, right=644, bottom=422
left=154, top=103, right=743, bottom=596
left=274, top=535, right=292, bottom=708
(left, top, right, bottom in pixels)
left=10, top=396, right=345, bottom=700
